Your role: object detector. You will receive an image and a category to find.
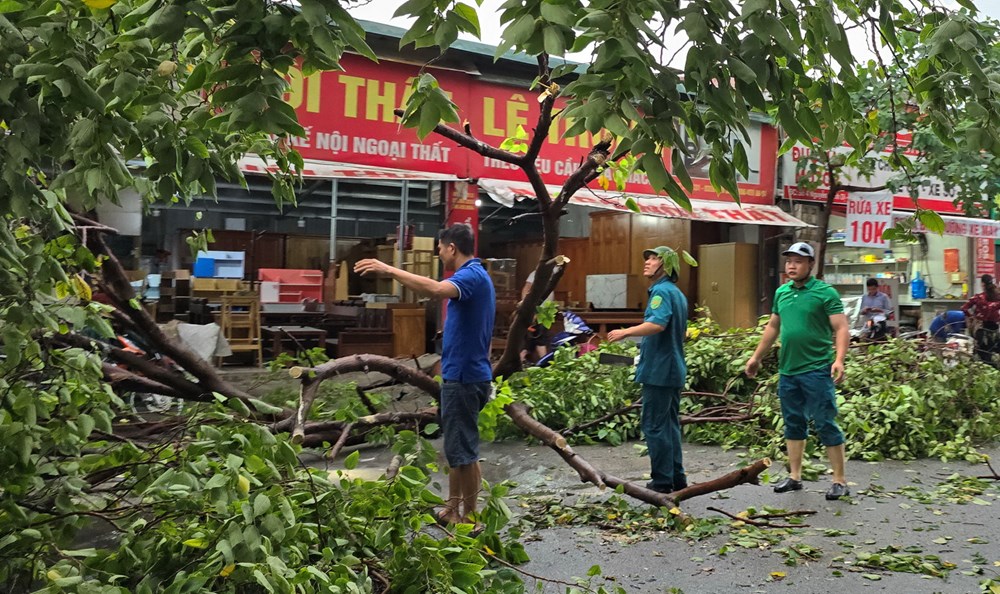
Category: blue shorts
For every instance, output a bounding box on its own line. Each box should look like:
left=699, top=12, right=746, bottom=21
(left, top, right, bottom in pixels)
left=440, top=381, right=492, bottom=467
left=777, top=366, right=845, bottom=446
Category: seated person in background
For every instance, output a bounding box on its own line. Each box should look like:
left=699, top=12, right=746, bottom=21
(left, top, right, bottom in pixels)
left=860, top=278, right=892, bottom=323
left=519, top=270, right=555, bottom=364
left=962, top=274, right=1000, bottom=363
left=929, top=310, right=966, bottom=342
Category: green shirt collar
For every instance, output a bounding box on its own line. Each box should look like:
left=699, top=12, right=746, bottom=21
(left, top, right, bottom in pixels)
left=791, top=276, right=817, bottom=290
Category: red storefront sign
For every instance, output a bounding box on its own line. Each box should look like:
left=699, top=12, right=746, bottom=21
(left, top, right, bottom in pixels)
left=282, top=54, right=777, bottom=205
left=976, top=237, right=996, bottom=280
left=782, top=143, right=966, bottom=214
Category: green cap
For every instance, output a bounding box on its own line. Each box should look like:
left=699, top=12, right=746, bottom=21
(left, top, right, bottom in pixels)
left=642, top=246, right=675, bottom=261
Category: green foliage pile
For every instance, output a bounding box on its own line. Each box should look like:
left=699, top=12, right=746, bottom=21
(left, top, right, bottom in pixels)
left=504, top=315, right=1000, bottom=462
left=496, top=342, right=641, bottom=446
left=6, top=394, right=534, bottom=593
left=683, top=316, right=1000, bottom=462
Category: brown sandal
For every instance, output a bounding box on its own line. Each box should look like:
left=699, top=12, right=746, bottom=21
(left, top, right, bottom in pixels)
left=434, top=508, right=459, bottom=527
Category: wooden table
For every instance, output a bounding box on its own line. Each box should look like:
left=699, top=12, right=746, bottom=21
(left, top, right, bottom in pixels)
left=261, top=325, right=327, bottom=358
left=578, top=311, right=646, bottom=337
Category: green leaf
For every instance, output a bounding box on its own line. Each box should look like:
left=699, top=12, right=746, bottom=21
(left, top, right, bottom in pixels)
left=682, top=11, right=709, bottom=43
left=917, top=210, right=945, bottom=234
left=681, top=250, right=698, bottom=267
left=184, top=136, right=210, bottom=159
left=182, top=62, right=209, bottom=93
left=452, top=2, right=480, bottom=35
left=540, top=2, right=575, bottom=27
left=542, top=27, right=566, bottom=56
left=253, top=569, right=276, bottom=594
left=624, top=196, right=640, bottom=213
left=0, top=0, right=26, bottom=13
left=416, top=103, right=441, bottom=139
left=728, top=57, right=758, bottom=84
left=253, top=494, right=271, bottom=517
left=732, top=141, right=749, bottom=179
left=740, top=0, right=769, bottom=20
left=247, top=398, right=284, bottom=414
left=641, top=152, right=669, bottom=194
left=344, top=450, right=360, bottom=470
left=671, top=149, right=694, bottom=192
left=393, top=0, right=432, bottom=18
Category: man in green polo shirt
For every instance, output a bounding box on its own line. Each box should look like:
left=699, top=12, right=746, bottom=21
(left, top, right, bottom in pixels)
left=745, top=242, right=851, bottom=500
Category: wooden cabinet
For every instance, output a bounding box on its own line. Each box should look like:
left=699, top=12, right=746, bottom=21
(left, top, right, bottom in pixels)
left=388, top=304, right=427, bottom=358
left=697, top=243, right=759, bottom=329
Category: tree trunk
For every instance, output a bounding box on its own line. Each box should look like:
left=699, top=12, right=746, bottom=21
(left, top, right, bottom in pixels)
left=814, top=178, right=840, bottom=280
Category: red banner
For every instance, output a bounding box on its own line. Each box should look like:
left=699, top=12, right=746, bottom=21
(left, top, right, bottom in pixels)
left=283, top=54, right=777, bottom=205
left=782, top=144, right=966, bottom=214
left=976, top=237, right=995, bottom=281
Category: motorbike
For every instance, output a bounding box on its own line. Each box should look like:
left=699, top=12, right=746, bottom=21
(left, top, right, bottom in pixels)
left=108, top=332, right=184, bottom=416
left=864, top=313, right=889, bottom=341
left=534, top=311, right=598, bottom=368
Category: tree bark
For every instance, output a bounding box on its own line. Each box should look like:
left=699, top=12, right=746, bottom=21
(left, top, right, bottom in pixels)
left=280, top=355, right=441, bottom=440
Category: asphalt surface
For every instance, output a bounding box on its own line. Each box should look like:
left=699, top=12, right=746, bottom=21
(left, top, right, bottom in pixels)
left=328, top=439, right=1000, bottom=594
left=239, top=362, right=1000, bottom=594
left=495, top=442, right=1000, bottom=594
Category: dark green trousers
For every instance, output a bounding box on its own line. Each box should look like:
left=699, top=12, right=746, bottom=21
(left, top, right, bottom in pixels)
left=642, top=384, right=686, bottom=491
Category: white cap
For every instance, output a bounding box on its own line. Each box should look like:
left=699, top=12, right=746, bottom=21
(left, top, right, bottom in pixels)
left=782, top=242, right=815, bottom=258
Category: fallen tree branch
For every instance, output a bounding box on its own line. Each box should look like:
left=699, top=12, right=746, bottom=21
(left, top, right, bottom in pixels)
left=978, top=457, right=1000, bottom=480
left=59, top=333, right=209, bottom=400
left=103, top=364, right=184, bottom=399
left=496, top=255, right=570, bottom=377
left=281, top=355, right=441, bottom=441
left=562, top=402, right=641, bottom=436
left=666, top=458, right=771, bottom=503
left=88, top=233, right=254, bottom=402
left=326, top=422, right=354, bottom=460
left=706, top=505, right=809, bottom=528
left=386, top=455, right=403, bottom=479
left=292, top=410, right=438, bottom=448
left=681, top=414, right=755, bottom=424
left=355, top=386, right=379, bottom=415
left=751, top=510, right=817, bottom=520
left=562, top=398, right=753, bottom=436
left=507, top=401, right=770, bottom=505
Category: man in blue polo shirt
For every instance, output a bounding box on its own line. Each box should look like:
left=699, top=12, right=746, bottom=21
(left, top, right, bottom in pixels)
left=607, top=246, right=688, bottom=494
left=355, top=223, right=494, bottom=525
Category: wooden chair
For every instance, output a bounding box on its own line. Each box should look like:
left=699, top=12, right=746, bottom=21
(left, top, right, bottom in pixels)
left=218, top=294, right=262, bottom=366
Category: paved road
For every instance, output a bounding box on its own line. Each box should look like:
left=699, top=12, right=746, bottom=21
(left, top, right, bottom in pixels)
left=328, top=439, right=1000, bottom=594
left=490, top=442, right=1000, bottom=594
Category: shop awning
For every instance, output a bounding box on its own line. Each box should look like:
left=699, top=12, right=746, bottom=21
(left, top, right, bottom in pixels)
left=238, top=155, right=464, bottom=181
left=479, top=178, right=811, bottom=227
